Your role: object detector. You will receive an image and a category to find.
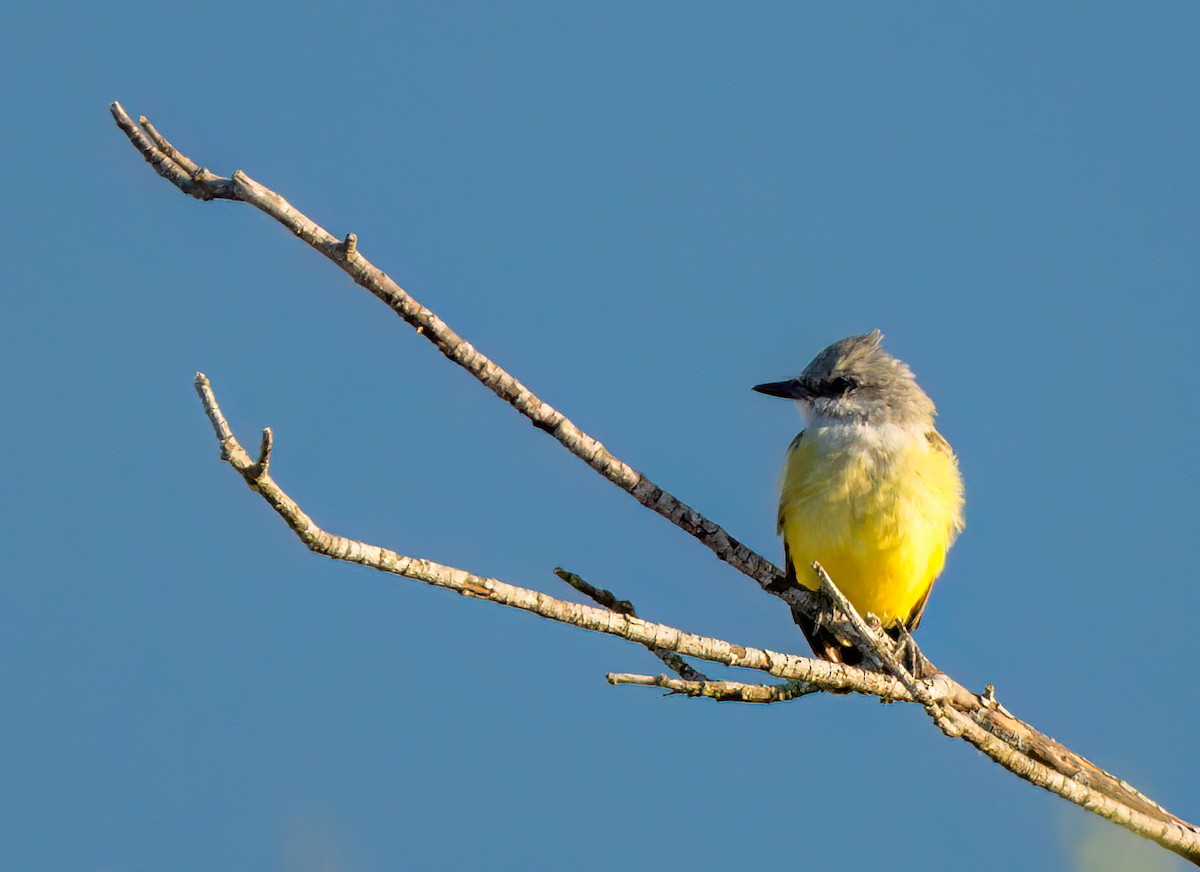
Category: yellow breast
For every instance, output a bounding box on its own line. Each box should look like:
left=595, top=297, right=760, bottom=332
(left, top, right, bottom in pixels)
left=779, top=423, right=964, bottom=628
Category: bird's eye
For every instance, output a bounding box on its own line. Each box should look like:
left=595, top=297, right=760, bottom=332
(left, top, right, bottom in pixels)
left=826, top=376, right=858, bottom=395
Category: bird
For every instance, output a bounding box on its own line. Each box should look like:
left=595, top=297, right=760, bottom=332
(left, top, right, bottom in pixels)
left=753, top=330, right=964, bottom=664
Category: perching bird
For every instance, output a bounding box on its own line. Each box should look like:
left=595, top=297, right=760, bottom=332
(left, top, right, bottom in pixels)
left=753, top=330, right=964, bottom=663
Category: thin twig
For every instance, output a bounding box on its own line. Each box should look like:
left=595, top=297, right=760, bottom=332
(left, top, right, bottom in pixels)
left=554, top=567, right=636, bottom=616
left=555, top=567, right=710, bottom=683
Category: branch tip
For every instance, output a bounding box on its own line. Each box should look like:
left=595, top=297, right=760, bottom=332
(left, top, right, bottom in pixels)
left=553, top=567, right=635, bottom=616
left=251, top=427, right=274, bottom=478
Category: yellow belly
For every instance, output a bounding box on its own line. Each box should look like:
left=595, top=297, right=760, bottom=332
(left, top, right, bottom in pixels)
left=779, top=425, right=964, bottom=628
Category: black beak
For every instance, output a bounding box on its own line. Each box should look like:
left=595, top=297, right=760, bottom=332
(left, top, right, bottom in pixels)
left=752, top=379, right=811, bottom=400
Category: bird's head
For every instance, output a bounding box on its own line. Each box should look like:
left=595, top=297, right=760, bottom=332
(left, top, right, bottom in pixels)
left=753, top=330, right=936, bottom=427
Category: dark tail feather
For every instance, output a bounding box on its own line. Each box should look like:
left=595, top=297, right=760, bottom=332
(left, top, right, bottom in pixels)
left=792, top=606, right=861, bottom=664
left=790, top=606, right=906, bottom=666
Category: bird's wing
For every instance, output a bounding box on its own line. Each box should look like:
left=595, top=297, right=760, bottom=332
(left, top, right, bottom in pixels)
left=904, top=427, right=960, bottom=631
left=925, top=428, right=953, bottom=456
left=776, top=429, right=806, bottom=534
left=905, top=584, right=934, bottom=632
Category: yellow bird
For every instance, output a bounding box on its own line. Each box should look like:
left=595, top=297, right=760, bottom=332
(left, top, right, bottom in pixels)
left=753, top=330, right=964, bottom=663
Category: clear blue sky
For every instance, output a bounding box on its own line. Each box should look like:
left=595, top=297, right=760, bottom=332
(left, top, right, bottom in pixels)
left=3, top=4, right=1196, bottom=871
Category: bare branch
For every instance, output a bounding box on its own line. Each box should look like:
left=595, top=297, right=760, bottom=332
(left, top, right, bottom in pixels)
left=108, top=103, right=803, bottom=596
left=608, top=673, right=820, bottom=703
left=118, top=104, right=1200, bottom=866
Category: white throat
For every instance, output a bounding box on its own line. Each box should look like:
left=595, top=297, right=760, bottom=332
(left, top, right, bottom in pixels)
left=803, top=408, right=929, bottom=451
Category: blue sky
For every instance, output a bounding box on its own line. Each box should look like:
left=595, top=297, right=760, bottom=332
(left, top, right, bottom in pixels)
left=2, top=4, right=1197, bottom=871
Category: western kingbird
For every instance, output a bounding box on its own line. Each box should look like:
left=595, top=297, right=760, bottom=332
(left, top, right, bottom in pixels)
left=754, top=330, right=964, bottom=663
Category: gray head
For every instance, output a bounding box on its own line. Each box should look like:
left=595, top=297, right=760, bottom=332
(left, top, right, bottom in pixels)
left=753, top=330, right=936, bottom=426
